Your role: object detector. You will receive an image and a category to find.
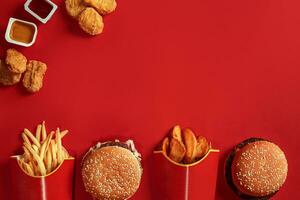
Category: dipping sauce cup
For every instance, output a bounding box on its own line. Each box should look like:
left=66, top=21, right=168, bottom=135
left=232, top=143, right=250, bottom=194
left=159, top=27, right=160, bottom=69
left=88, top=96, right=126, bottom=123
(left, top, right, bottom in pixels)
left=5, top=18, right=37, bottom=47
left=24, top=0, right=58, bottom=24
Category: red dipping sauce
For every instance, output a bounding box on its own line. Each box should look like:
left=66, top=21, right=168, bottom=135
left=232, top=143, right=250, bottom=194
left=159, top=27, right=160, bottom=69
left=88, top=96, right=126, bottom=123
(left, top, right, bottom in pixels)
left=29, top=0, right=53, bottom=19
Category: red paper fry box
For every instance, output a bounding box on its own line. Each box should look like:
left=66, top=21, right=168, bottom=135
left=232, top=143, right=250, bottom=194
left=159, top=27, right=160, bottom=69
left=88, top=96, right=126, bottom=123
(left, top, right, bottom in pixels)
left=9, top=156, right=75, bottom=200
left=153, top=148, right=219, bottom=200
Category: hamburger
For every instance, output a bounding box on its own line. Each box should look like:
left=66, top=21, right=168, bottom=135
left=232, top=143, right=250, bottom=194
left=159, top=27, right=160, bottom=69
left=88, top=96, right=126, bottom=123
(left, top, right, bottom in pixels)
left=225, top=138, right=288, bottom=200
left=81, top=140, right=142, bottom=200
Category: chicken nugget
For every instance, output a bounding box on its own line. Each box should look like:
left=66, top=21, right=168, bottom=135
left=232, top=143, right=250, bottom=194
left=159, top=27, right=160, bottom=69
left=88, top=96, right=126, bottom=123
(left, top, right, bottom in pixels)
left=182, top=128, right=197, bottom=164
left=23, top=60, right=47, bottom=93
left=5, top=49, right=27, bottom=74
left=0, top=60, right=22, bottom=86
left=83, top=0, right=117, bottom=15
left=78, top=7, right=104, bottom=35
left=168, top=138, right=186, bottom=163
left=65, top=0, right=86, bottom=18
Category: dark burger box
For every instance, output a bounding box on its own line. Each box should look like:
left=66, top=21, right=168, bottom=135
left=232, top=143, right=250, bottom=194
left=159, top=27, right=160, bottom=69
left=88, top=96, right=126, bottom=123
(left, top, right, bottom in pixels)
left=153, top=147, right=219, bottom=200
left=9, top=156, right=75, bottom=200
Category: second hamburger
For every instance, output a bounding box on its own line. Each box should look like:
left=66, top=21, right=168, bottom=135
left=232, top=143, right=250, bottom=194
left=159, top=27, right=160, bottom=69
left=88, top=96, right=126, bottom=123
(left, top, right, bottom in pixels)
left=82, top=140, right=142, bottom=200
left=225, top=138, right=288, bottom=200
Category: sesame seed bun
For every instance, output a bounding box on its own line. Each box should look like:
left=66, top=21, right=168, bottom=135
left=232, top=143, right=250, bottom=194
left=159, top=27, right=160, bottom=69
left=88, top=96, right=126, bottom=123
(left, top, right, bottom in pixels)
left=82, top=141, right=142, bottom=200
left=225, top=138, right=288, bottom=200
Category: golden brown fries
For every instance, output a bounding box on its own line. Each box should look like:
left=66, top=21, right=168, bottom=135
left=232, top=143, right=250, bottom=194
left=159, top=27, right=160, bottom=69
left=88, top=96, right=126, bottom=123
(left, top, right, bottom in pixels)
left=18, top=121, right=71, bottom=176
left=24, top=128, right=40, bottom=148
left=61, top=130, right=69, bottom=138
left=42, top=121, right=47, bottom=141
left=35, top=124, right=42, bottom=143
left=160, top=125, right=210, bottom=164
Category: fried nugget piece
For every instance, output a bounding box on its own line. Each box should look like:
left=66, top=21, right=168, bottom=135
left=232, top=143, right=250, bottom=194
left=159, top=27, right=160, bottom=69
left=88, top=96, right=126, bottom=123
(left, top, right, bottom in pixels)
left=78, top=7, right=104, bottom=35
left=168, top=138, right=186, bottom=163
left=83, top=0, right=117, bottom=15
left=0, top=60, right=22, bottom=86
left=193, top=136, right=209, bottom=161
left=23, top=60, right=47, bottom=93
left=5, top=49, right=27, bottom=74
left=161, top=137, right=169, bottom=155
left=65, top=0, right=86, bottom=19
left=182, top=128, right=197, bottom=164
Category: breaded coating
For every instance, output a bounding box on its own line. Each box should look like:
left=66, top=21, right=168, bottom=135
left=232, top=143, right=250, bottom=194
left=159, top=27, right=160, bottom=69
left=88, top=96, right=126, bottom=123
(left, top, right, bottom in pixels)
left=65, top=0, right=86, bottom=18
left=5, top=49, right=27, bottom=74
left=0, top=60, right=22, bottom=86
left=84, top=0, right=117, bottom=15
left=23, top=60, right=47, bottom=93
left=78, top=8, right=104, bottom=35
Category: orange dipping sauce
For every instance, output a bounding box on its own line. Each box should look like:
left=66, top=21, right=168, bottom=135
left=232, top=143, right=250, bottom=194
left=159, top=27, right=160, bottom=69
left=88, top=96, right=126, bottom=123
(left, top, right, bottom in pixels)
left=10, top=21, right=35, bottom=44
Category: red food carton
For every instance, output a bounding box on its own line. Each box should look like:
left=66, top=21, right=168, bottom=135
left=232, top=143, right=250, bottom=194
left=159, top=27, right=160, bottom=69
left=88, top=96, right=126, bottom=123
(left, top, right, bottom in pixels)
left=9, top=156, right=75, bottom=200
left=153, top=148, right=219, bottom=200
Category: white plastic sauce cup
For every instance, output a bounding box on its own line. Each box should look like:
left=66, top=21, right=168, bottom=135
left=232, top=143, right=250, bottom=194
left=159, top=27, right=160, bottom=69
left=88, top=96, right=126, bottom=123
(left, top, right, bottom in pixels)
left=5, top=17, right=38, bottom=47
left=24, top=0, right=58, bottom=24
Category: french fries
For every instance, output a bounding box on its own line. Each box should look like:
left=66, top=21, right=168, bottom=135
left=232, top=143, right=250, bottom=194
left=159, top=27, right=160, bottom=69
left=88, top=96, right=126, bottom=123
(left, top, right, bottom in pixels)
left=42, top=121, right=47, bottom=142
left=161, top=125, right=210, bottom=164
left=24, top=128, right=41, bottom=148
left=35, top=124, right=42, bottom=143
left=18, top=121, right=71, bottom=176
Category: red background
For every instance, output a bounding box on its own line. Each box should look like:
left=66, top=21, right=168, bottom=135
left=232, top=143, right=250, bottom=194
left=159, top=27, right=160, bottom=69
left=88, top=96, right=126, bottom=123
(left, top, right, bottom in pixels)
left=1, top=0, right=300, bottom=199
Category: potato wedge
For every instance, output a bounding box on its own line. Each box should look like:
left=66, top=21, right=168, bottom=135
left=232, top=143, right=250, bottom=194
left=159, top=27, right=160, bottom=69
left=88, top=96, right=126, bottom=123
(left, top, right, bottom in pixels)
left=161, top=137, right=169, bottom=155
left=182, top=128, right=197, bottom=164
left=194, top=136, right=209, bottom=161
left=171, top=125, right=182, bottom=142
left=168, top=138, right=186, bottom=163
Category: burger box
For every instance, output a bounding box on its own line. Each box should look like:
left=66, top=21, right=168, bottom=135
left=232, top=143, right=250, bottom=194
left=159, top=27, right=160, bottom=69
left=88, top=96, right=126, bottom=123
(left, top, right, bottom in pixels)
left=9, top=156, right=75, bottom=200
left=153, top=147, right=220, bottom=200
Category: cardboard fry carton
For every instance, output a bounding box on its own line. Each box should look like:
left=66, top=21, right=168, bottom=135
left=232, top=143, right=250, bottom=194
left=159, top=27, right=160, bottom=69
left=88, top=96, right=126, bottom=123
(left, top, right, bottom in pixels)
left=9, top=156, right=75, bottom=200
left=153, top=148, right=219, bottom=200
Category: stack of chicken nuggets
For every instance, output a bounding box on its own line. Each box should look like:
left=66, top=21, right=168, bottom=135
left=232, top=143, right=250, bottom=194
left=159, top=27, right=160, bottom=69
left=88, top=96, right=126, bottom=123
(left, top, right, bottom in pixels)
left=0, top=49, right=47, bottom=93
left=65, top=0, right=117, bottom=35
left=162, top=125, right=210, bottom=164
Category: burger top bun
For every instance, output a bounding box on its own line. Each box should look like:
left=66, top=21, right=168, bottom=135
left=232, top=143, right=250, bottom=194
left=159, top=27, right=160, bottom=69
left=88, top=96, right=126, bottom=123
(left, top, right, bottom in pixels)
left=82, top=145, right=142, bottom=200
left=231, top=140, right=288, bottom=197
